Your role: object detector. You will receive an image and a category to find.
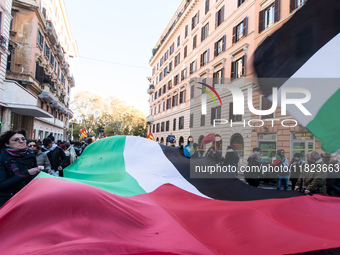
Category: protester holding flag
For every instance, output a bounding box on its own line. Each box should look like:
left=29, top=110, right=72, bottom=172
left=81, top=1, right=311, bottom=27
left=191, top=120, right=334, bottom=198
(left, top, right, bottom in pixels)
left=0, top=130, right=42, bottom=206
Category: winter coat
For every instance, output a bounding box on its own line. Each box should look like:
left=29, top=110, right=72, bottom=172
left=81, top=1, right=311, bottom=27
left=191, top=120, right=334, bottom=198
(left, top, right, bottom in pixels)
left=36, top=150, right=51, bottom=173
left=296, top=159, right=327, bottom=194
left=42, top=145, right=67, bottom=171
left=0, top=149, right=37, bottom=206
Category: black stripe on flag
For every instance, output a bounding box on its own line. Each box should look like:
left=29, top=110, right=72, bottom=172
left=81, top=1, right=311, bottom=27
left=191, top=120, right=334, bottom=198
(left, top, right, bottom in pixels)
left=254, top=0, right=340, bottom=96
left=160, top=144, right=304, bottom=201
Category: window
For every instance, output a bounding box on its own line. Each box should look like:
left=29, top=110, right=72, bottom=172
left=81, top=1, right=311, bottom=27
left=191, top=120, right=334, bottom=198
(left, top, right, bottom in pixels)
left=213, top=68, right=224, bottom=86
left=193, top=35, right=197, bottom=50
left=258, top=133, right=277, bottom=161
left=214, top=35, right=226, bottom=56
left=158, top=88, right=162, bottom=97
left=211, top=106, right=221, bottom=125
left=185, top=25, right=188, bottom=38
left=215, top=5, right=225, bottom=28
left=237, top=0, right=245, bottom=7
left=158, top=104, right=161, bottom=113
left=173, top=118, right=176, bottom=131
left=167, top=98, right=172, bottom=109
left=290, top=0, right=306, bottom=12
left=160, top=57, right=164, bottom=66
left=190, top=85, right=195, bottom=99
left=200, top=114, right=205, bottom=126
left=229, top=103, right=242, bottom=122
left=159, top=72, right=163, bottom=82
left=155, top=91, right=158, bottom=100
left=181, top=68, right=187, bottom=81
left=156, top=123, right=160, bottom=132
left=200, top=49, right=209, bottom=67
left=163, top=66, right=168, bottom=77
left=231, top=134, right=244, bottom=157
left=205, top=0, right=210, bottom=14
left=201, top=23, right=209, bottom=42
left=233, top=17, right=248, bottom=43
left=168, top=80, right=172, bottom=90
left=161, top=122, right=165, bottom=132
left=172, top=94, right=178, bottom=107
left=174, top=74, right=179, bottom=85
left=259, top=0, right=280, bottom=33
left=6, top=47, right=13, bottom=70
left=190, top=60, right=197, bottom=74
left=175, top=53, right=180, bottom=67
left=192, top=12, right=199, bottom=30
left=164, top=51, right=168, bottom=61
left=170, top=43, right=175, bottom=55
left=169, top=61, right=173, bottom=72
left=163, top=84, right=166, bottom=94
left=261, top=96, right=274, bottom=119
left=184, top=45, right=188, bottom=58
left=50, top=54, right=55, bottom=66
left=177, top=35, right=180, bottom=47
left=231, top=56, right=246, bottom=79
left=37, top=30, right=44, bottom=48
left=179, top=90, right=186, bottom=104
left=179, top=116, right=184, bottom=130
left=190, top=114, right=194, bottom=128
left=166, top=121, right=170, bottom=131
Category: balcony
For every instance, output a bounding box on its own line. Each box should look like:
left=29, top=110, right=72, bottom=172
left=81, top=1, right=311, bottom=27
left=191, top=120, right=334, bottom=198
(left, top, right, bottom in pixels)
left=51, top=101, right=62, bottom=109
left=56, top=47, right=64, bottom=62
left=0, top=35, right=7, bottom=52
left=67, top=74, right=75, bottom=88
left=45, top=21, right=58, bottom=45
left=147, top=84, right=155, bottom=94
left=146, top=115, right=154, bottom=124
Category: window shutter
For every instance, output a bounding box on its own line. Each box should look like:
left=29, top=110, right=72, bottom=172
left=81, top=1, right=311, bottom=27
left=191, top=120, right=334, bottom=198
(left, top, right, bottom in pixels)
left=201, top=27, right=204, bottom=41
left=184, top=90, right=186, bottom=102
left=274, top=0, right=280, bottom=22
left=231, top=61, right=235, bottom=79
left=211, top=108, right=215, bottom=125
left=222, top=35, right=226, bottom=51
left=221, top=67, right=224, bottom=82
left=290, top=0, right=296, bottom=12
left=215, top=12, right=219, bottom=28
left=232, top=26, right=237, bottom=44
left=243, top=17, right=248, bottom=36
left=217, top=106, right=221, bottom=119
left=214, top=41, right=218, bottom=56
left=192, top=16, right=194, bottom=30
left=242, top=55, right=246, bottom=76
left=207, top=48, right=209, bottom=63
left=259, top=10, right=265, bottom=33
left=221, top=6, right=225, bottom=23
left=197, top=10, right=199, bottom=23
left=200, top=53, right=203, bottom=67
left=229, top=103, right=233, bottom=121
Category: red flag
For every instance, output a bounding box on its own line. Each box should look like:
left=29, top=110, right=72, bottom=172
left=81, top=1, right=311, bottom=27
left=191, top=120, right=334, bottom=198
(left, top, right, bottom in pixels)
left=79, top=128, right=87, bottom=139
left=146, top=132, right=154, bottom=141
left=200, top=133, right=215, bottom=148
left=102, top=133, right=106, bottom=138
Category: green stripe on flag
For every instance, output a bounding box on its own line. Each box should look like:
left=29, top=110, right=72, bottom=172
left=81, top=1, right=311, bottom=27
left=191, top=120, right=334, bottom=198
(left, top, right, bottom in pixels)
left=306, top=88, right=340, bottom=153
left=37, top=136, right=146, bottom=196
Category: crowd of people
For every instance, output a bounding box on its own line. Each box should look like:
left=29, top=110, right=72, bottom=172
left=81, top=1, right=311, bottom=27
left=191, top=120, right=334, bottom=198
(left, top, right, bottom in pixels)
left=0, top=130, right=92, bottom=206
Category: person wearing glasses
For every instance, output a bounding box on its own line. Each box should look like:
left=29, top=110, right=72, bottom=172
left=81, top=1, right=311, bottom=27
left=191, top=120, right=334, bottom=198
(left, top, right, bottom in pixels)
left=0, top=130, right=42, bottom=206
left=27, top=140, right=51, bottom=174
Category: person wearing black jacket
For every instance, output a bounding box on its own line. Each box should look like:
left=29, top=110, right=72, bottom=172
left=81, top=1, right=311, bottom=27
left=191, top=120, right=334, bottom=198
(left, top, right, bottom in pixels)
left=42, top=138, right=67, bottom=177
left=0, top=130, right=42, bottom=206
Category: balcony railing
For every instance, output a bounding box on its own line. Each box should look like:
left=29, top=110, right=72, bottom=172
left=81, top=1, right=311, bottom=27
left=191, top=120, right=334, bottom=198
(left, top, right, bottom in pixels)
left=45, top=21, right=58, bottom=45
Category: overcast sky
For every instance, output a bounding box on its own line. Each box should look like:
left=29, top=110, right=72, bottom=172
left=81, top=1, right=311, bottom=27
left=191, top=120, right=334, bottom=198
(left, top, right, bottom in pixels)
left=64, top=0, right=182, bottom=115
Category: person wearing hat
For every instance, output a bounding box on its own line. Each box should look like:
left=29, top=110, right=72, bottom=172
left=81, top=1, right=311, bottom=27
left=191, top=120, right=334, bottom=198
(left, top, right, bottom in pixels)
left=295, top=151, right=327, bottom=194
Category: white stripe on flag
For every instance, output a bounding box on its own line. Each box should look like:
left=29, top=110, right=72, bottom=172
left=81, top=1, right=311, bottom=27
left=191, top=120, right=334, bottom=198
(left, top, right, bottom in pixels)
left=270, top=33, right=340, bottom=126
left=124, top=136, right=209, bottom=198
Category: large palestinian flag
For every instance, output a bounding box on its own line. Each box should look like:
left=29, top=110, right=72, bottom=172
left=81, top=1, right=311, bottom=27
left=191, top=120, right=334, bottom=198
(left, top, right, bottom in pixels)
left=254, top=0, right=340, bottom=153
left=1, top=136, right=340, bottom=254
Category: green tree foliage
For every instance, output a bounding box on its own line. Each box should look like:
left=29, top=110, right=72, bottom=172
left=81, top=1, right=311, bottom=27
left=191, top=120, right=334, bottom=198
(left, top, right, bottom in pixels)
left=71, top=92, right=147, bottom=138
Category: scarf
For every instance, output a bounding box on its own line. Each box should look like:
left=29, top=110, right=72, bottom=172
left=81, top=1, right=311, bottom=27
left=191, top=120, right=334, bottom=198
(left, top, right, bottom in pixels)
left=5, top=147, right=28, bottom=158
left=42, top=144, right=57, bottom=154
left=274, top=154, right=287, bottom=162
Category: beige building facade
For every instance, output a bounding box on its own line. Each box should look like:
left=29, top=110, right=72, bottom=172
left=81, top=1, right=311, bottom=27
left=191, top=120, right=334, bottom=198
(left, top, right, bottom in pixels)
left=148, top=0, right=315, bottom=164
left=1, top=0, right=77, bottom=141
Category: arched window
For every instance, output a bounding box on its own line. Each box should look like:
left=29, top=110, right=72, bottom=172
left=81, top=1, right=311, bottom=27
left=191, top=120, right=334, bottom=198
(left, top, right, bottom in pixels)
left=160, top=137, right=164, bottom=144
left=156, top=137, right=159, bottom=143
left=187, top=136, right=194, bottom=144
left=179, top=136, right=184, bottom=146
left=231, top=133, right=244, bottom=157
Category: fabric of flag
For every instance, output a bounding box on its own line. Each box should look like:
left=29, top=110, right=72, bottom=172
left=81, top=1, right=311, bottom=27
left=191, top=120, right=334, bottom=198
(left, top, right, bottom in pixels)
left=1, top=136, right=340, bottom=254
left=79, top=128, right=87, bottom=139
left=253, top=0, right=340, bottom=153
left=101, top=133, right=106, bottom=138
left=146, top=132, right=154, bottom=140
left=200, top=133, right=215, bottom=148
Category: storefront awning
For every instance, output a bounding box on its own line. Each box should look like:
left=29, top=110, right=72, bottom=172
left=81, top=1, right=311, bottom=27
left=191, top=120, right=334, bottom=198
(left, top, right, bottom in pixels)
left=6, top=103, right=53, bottom=118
